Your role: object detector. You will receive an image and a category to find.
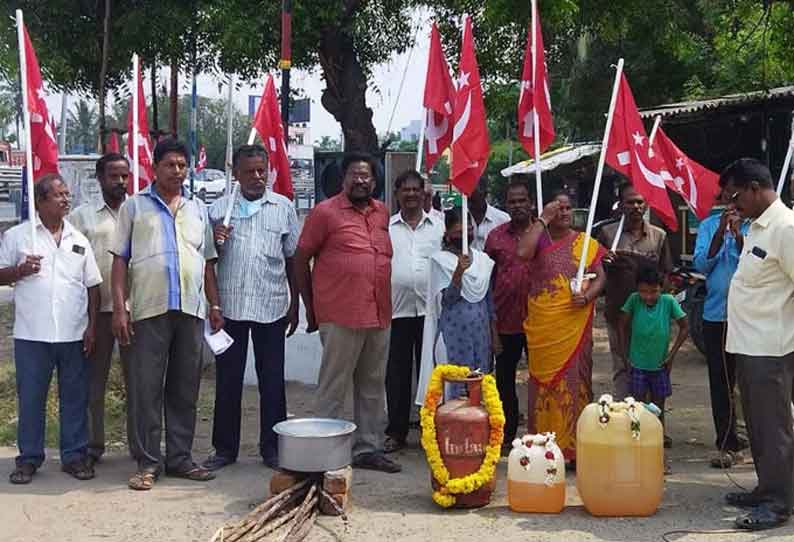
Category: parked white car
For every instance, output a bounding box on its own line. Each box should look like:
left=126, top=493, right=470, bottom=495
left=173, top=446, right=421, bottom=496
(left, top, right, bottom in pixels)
left=184, top=169, right=228, bottom=202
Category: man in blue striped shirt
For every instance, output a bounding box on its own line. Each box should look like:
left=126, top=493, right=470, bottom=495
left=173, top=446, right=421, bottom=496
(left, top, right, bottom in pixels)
left=203, top=145, right=299, bottom=471
left=693, top=190, right=749, bottom=469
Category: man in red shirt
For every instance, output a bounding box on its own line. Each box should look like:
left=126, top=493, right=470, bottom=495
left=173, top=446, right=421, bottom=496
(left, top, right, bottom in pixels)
left=296, top=153, right=401, bottom=473
left=484, top=178, right=534, bottom=450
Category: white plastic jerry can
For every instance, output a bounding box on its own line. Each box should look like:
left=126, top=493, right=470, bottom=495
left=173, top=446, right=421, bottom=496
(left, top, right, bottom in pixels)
left=507, top=433, right=566, bottom=513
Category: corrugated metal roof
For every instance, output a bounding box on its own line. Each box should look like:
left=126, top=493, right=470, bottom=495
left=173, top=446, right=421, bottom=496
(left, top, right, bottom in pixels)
left=640, top=85, right=794, bottom=119
left=500, top=143, right=601, bottom=177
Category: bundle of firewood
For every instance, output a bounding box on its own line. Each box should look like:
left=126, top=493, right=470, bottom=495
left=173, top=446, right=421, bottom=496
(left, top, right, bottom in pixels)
left=209, top=477, right=348, bottom=542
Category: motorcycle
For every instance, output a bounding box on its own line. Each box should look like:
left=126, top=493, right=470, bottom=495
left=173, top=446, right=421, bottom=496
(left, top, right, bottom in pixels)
left=668, top=265, right=707, bottom=356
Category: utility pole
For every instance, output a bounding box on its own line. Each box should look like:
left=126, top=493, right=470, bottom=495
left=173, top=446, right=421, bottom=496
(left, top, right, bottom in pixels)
left=280, top=0, right=293, bottom=130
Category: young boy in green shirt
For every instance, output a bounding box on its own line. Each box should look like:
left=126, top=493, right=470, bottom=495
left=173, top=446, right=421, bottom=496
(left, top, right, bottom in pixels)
left=619, top=266, right=689, bottom=444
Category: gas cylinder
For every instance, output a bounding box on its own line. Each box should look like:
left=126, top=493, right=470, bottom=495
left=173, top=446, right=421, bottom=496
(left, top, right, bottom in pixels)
left=432, top=376, right=495, bottom=508
left=507, top=433, right=566, bottom=513
left=576, top=394, right=664, bottom=517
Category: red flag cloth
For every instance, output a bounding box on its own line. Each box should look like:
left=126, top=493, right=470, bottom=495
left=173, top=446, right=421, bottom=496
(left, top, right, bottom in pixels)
left=422, top=23, right=456, bottom=171
left=107, top=131, right=120, bottom=153
left=652, top=127, right=720, bottom=220
left=22, top=27, right=58, bottom=180
left=517, top=6, right=555, bottom=158
left=605, top=74, right=677, bottom=230
left=252, top=75, right=294, bottom=200
left=126, top=60, right=154, bottom=193
left=451, top=16, right=490, bottom=196
left=196, top=144, right=207, bottom=172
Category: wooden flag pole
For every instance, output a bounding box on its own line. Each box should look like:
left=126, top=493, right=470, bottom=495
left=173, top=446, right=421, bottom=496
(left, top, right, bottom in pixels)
left=224, top=74, right=235, bottom=196
left=575, top=58, right=624, bottom=293
left=776, top=115, right=794, bottom=196
left=132, top=53, right=140, bottom=194
left=531, top=0, right=544, bottom=213
left=15, top=9, right=36, bottom=251
left=611, top=114, right=661, bottom=251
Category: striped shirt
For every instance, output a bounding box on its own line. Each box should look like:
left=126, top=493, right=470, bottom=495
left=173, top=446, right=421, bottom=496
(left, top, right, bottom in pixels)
left=69, top=197, right=124, bottom=313
left=110, top=184, right=216, bottom=322
left=208, top=190, right=299, bottom=323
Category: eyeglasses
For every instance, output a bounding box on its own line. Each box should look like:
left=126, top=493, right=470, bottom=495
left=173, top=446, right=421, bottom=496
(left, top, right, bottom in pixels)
left=729, top=190, right=741, bottom=202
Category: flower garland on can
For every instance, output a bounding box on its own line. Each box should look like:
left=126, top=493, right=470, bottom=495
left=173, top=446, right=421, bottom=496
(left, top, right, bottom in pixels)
left=515, top=433, right=560, bottom=486
left=420, top=364, right=505, bottom=508
left=597, top=394, right=641, bottom=440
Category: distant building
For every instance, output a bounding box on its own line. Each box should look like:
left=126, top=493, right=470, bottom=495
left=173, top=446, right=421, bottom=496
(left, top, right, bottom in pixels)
left=400, top=119, right=422, bottom=142
left=248, top=94, right=315, bottom=199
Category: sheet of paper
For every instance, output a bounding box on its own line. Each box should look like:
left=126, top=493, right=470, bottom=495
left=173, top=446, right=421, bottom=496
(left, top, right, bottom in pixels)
left=204, top=320, right=234, bottom=356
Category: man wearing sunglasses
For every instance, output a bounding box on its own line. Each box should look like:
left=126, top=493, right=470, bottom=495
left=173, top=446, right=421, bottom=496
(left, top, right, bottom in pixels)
left=721, top=158, right=794, bottom=531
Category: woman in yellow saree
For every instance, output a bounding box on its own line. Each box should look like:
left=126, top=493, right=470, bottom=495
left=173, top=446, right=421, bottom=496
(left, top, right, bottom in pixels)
left=518, top=192, right=606, bottom=463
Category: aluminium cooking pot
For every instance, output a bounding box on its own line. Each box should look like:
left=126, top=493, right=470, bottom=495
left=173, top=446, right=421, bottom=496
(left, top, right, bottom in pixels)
left=273, top=418, right=357, bottom=472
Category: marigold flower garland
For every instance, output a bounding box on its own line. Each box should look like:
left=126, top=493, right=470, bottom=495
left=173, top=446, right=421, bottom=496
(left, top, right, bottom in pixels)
left=420, top=364, right=505, bottom=508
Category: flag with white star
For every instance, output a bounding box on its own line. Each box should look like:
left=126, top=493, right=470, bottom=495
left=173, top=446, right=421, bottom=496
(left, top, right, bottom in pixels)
left=450, top=15, right=489, bottom=196
left=22, top=26, right=58, bottom=180
left=517, top=2, right=555, bottom=158
left=605, top=73, right=677, bottom=230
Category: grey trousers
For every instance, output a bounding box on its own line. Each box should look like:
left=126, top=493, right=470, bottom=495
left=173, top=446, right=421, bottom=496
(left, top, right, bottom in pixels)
left=607, top=321, right=631, bottom=400
left=126, top=311, right=204, bottom=473
left=316, top=323, right=390, bottom=457
left=87, top=312, right=133, bottom=460
left=736, top=352, right=794, bottom=513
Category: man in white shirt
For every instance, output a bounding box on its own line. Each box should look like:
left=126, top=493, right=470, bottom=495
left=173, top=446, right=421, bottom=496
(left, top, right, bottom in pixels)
left=69, top=153, right=132, bottom=466
left=385, top=170, right=443, bottom=453
left=469, top=177, right=510, bottom=251
left=0, top=174, right=102, bottom=485
left=722, top=158, right=794, bottom=531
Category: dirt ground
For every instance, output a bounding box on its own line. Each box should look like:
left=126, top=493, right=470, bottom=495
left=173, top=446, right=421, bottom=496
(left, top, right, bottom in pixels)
left=1, top=303, right=793, bottom=542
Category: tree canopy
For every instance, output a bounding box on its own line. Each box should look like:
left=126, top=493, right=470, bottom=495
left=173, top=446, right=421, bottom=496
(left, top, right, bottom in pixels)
left=0, top=0, right=791, bottom=157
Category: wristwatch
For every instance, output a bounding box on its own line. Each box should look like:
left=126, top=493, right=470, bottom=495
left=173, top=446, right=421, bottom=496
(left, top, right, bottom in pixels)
left=210, top=305, right=223, bottom=313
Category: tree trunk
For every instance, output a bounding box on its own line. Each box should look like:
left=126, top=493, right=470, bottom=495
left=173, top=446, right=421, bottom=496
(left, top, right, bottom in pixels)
left=97, top=0, right=111, bottom=152
left=169, top=60, right=179, bottom=137
left=317, top=29, right=378, bottom=154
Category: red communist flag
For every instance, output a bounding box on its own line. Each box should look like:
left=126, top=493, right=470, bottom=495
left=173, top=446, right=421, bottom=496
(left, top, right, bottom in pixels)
left=422, top=23, right=456, bottom=171
left=22, top=26, right=58, bottom=180
left=252, top=75, right=294, bottom=200
left=605, top=74, right=677, bottom=230
left=451, top=16, right=489, bottom=196
left=107, top=131, right=120, bottom=153
left=196, top=144, right=207, bottom=172
left=517, top=4, right=555, bottom=157
left=653, top=127, right=720, bottom=220
left=126, top=59, right=154, bottom=192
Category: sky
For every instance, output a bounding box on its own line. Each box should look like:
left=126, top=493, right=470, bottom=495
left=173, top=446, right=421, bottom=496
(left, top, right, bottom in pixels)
left=42, top=12, right=433, bottom=147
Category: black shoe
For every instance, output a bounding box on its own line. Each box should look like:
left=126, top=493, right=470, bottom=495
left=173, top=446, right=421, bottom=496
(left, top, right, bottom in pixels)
left=201, top=454, right=236, bottom=472
left=353, top=452, right=402, bottom=473
left=735, top=504, right=790, bottom=531
left=726, top=490, right=767, bottom=509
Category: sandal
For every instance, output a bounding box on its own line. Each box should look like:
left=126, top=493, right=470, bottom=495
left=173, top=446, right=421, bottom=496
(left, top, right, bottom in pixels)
left=711, top=450, right=746, bottom=469
left=726, top=490, right=766, bottom=508
left=383, top=436, right=405, bottom=454
left=9, top=463, right=36, bottom=485
left=128, top=470, right=158, bottom=491
left=735, top=504, right=790, bottom=531
left=62, top=459, right=95, bottom=481
left=166, top=464, right=216, bottom=482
